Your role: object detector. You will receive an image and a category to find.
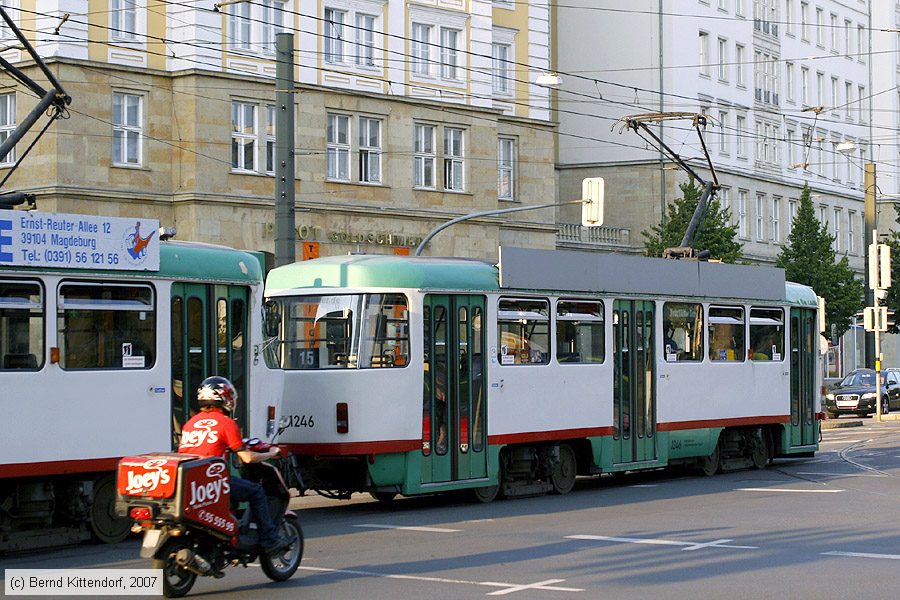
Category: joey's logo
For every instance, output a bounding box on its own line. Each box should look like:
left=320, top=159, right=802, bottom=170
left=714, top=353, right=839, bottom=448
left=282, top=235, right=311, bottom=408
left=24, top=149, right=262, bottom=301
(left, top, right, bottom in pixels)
left=180, top=418, right=219, bottom=448
left=125, top=458, right=172, bottom=494
left=187, top=462, right=231, bottom=508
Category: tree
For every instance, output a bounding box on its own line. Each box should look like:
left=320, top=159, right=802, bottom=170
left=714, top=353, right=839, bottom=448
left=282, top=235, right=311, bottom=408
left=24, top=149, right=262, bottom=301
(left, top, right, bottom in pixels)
left=776, top=184, right=864, bottom=337
left=882, top=205, right=900, bottom=334
left=643, top=179, right=743, bottom=263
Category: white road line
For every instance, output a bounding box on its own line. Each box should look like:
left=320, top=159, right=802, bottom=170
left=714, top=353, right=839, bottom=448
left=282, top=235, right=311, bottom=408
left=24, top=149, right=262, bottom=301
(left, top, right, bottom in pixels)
left=299, top=565, right=584, bottom=594
left=566, top=535, right=757, bottom=551
left=355, top=524, right=462, bottom=533
left=627, top=484, right=658, bottom=488
left=821, top=439, right=862, bottom=444
left=796, top=471, right=879, bottom=477
left=735, top=487, right=844, bottom=493
left=823, top=551, right=900, bottom=561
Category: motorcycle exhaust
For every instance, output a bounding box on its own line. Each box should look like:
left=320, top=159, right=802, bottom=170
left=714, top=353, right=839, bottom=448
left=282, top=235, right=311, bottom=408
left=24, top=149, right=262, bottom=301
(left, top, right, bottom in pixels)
left=175, top=548, right=223, bottom=578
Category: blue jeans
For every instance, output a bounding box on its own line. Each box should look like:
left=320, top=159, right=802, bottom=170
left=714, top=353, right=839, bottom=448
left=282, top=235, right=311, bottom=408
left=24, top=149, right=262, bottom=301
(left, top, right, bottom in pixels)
left=229, top=476, right=279, bottom=547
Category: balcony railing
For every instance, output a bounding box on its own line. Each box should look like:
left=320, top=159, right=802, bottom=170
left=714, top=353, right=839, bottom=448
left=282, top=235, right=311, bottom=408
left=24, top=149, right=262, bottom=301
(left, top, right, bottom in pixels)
left=557, top=223, right=631, bottom=247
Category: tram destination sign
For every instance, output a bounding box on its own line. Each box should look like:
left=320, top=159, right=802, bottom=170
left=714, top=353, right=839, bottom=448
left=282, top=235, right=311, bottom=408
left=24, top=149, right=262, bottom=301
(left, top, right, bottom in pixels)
left=0, top=210, right=160, bottom=271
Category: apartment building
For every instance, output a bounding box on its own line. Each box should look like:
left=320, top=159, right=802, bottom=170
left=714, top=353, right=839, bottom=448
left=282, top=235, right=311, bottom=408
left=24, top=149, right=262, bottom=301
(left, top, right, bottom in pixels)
left=0, top=0, right=556, bottom=259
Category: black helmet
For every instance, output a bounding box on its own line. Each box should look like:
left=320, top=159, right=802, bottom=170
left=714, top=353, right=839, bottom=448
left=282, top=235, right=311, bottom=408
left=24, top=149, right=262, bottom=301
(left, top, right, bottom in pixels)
left=197, top=376, right=238, bottom=413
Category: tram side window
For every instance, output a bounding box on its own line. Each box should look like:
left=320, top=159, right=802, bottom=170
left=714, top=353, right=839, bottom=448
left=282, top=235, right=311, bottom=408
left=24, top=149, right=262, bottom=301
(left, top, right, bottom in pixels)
left=662, top=302, right=703, bottom=362
left=497, top=298, right=550, bottom=365
left=0, top=280, right=44, bottom=371
left=708, top=306, right=745, bottom=362
left=556, top=300, right=604, bottom=363
left=749, top=307, right=784, bottom=361
left=360, top=294, right=409, bottom=368
left=57, top=283, right=155, bottom=370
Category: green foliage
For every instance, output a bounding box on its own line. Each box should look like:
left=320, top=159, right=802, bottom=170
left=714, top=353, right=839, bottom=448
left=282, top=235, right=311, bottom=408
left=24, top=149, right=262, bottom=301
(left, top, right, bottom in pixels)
left=643, top=179, right=743, bottom=263
left=883, top=205, right=900, bottom=334
left=776, top=184, right=864, bottom=337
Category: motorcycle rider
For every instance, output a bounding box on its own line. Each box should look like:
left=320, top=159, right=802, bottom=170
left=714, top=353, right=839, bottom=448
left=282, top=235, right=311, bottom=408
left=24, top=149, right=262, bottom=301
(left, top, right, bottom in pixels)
left=178, top=376, right=290, bottom=554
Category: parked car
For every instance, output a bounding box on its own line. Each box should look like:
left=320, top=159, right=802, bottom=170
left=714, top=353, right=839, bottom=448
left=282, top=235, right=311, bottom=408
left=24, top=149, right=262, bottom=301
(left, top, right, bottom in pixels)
left=824, top=368, right=900, bottom=418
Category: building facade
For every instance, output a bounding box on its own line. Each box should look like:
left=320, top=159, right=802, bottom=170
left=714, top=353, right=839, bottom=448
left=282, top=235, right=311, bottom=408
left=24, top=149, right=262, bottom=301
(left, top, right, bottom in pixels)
left=554, top=0, right=890, bottom=373
left=0, top=0, right=557, bottom=259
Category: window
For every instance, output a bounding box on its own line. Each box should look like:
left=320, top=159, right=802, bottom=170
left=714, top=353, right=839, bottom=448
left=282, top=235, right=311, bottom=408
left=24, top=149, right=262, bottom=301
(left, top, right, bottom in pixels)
left=324, top=8, right=346, bottom=63
left=0, top=0, right=13, bottom=40
left=265, top=105, right=276, bottom=174
left=756, top=194, right=765, bottom=241
left=556, top=300, right=604, bottom=364
left=844, top=19, right=852, bottom=56
left=356, top=13, right=376, bottom=66
left=492, top=43, right=512, bottom=94
left=738, top=190, right=748, bottom=237
left=497, top=298, right=549, bottom=365
left=772, top=196, right=781, bottom=243
left=858, top=85, right=866, bottom=122
left=110, top=0, right=137, bottom=40
left=830, top=13, right=837, bottom=51
left=440, top=28, right=460, bottom=80
left=749, top=308, right=783, bottom=361
left=719, top=110, right=728, bottom=154
left=735, top=44, right=745, bottom=86
left=228, top=1, right=252, bottom=50
left=718, top=37, right=728, bottom=81
left=267, top=294, right=409, bottom=370
left=112, top=92, right=142, bottom=166
left=789, top=199, right=797, bottom=235
left=816, top=71, right=824, bottom=105
left=858, top=24, right=865, bottom=60
left=498, top=136, right=516, bottom=200
left=358, top=116, right=381, bottom=184
left=231, top=101, right=257, bottom=172
left=411, top=22, right=432, bottom=75
left=815, top=7, right=823, bottom=46
left=848, top=210, right=856, bottom=254
left=444, top=127, right=464, bottom=191
left=785, top=62, right=794, bottom=101
left=663, top=302, right=703, bottom=362
left=0, top=92, right=15, bottom=165
left=58, top=283, right=155, bottom=370
left=800, top=2, right=808, bottom=40
left=833, top=208, right=841, bottom=252
left=785, top=0, right=793, bottom=35
left=786, top=128, right=795, bottom=165
left=261, top=0, right=285, bottom=51
left=0, top=280, right=44, bottom=371
left=708, top=306, right=745, bottom=362
left=736, top=114, right=746, bottom=157
left=414, top=123, right=435, bottom=188
left=801, top=66, right=809, bottom=104
left=830, top=77, right=838, bottom=113
left=845, top=82, right=853, bottom=119
left=699, top=31, right=710, bottom=76
left=326, top=113, right=350, bottom=181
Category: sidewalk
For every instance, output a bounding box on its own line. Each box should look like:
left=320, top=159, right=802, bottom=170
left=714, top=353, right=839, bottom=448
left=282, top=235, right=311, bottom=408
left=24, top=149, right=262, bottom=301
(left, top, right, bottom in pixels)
left=822, top=413, right=900, bottom=429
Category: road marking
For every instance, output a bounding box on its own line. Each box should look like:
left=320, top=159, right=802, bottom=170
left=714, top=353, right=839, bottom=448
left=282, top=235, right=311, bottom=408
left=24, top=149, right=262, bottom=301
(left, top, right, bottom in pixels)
left=627, top=484, right=658, bottom=488
left=355, top=524, right=462, bottom=533
left=299, top=565, right=584, bottom=594
left=823, top=551, right=900, bottom=561
left=821, top=439, right=862, bottom=444
left=796, top=471, right=879, bottom=477
left=735, top=487, right=844, bottom=493
left=566, top=535, right=757, bottom=551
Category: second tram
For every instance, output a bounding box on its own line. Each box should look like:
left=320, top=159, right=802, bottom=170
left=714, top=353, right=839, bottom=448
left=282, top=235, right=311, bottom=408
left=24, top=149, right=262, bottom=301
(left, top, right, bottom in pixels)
left=264, top=247, right=822, bottom=502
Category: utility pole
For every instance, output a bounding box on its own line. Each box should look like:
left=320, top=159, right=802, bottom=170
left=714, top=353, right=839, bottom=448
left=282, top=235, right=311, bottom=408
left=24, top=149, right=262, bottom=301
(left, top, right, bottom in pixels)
left=864, top=163, right=876, bottom=368
left=274, top=33, right=296, bottom=267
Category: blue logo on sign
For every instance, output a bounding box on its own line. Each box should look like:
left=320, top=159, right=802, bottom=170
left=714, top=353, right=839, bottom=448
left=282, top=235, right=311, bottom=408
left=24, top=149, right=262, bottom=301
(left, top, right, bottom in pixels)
left=0, top=219, right=12, bottom=262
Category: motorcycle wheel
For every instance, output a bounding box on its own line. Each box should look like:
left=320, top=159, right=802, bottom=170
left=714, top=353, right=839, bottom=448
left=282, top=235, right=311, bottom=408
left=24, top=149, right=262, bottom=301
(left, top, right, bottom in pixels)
left=152, top=541, right=198, bottom=598
left=259, top=516, right=304, bottom=582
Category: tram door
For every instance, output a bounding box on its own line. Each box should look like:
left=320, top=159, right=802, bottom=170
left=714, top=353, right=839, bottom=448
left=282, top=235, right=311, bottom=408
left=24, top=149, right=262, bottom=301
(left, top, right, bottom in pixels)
left=421, top=294, right=488, bottom=484
left=170, top=283, right=249, bottom=448
left=789, top=307, right=817, bottom=447
left=612, top=300, right=657, bottom=465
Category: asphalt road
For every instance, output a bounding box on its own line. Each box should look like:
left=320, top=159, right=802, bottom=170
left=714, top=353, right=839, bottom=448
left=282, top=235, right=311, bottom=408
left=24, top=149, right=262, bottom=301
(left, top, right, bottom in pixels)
left=5, top=420, right=900, bottom=599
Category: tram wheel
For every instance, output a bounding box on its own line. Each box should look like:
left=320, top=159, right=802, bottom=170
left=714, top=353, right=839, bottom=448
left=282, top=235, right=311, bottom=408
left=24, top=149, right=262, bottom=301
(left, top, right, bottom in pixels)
left=471, top=483, right=501, bottom=504
left=90, top=474, right=132, bottom=544
left=698, top=440, right=720, bottom=477
left=369, top=491, right=397, bottom=503
left=749, top=428, right=769, bottom=470
left=550, top=444, right=577, bottom=495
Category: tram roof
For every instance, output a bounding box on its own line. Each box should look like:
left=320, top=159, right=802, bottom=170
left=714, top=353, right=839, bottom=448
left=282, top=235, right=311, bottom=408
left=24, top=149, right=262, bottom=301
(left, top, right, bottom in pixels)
left=0, top=241, right=264, bottom=283
left=266, top=251, right=818, bottom=306
left=266, top=254, right=500, bottom=291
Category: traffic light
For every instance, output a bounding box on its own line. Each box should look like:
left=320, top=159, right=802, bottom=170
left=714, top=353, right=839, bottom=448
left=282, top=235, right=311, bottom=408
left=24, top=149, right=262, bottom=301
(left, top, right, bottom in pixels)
left=581, top=177, right=604, bottom=227
left=868, top=242, right=892, bottom=290
left=887, top=309, right=896, bottom=331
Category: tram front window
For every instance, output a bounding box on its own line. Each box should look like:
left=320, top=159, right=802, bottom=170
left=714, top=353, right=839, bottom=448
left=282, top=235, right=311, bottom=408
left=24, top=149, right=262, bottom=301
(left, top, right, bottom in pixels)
left=268, top=293, right=409, bottom=370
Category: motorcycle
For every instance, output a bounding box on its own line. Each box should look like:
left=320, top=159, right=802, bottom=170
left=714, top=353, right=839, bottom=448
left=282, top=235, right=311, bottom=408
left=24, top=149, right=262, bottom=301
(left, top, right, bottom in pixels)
left=116, top=439, right=305, bottom=598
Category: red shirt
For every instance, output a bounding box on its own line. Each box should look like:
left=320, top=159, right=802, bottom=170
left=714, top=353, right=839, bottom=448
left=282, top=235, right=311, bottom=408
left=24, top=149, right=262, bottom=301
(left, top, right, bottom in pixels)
left=178, top=408, right=244, bottom=459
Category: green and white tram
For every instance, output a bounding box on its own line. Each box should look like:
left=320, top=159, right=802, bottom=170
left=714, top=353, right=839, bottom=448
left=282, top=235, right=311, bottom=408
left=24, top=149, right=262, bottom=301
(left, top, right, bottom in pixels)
left=0, top=210, right=278, bottom=551
left=265, top=247, right=822, bottom=502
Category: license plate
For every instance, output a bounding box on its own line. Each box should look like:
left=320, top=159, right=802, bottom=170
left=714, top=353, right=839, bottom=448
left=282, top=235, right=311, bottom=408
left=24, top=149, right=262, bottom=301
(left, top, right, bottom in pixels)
left=142, top=528, right=162, bottom=550
left=837, top=400, right=858, bottom=408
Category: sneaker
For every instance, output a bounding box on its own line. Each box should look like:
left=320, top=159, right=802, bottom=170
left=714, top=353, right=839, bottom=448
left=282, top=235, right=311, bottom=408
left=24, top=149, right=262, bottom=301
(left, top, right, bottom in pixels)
left=263, top=533, right=292, bottom=555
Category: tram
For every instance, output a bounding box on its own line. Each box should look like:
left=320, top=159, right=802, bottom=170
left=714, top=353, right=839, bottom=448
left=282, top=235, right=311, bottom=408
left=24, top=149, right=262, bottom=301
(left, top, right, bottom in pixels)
left=264, top=246, right=822, bottom=502
left=0, top=210, right=279, bottom=552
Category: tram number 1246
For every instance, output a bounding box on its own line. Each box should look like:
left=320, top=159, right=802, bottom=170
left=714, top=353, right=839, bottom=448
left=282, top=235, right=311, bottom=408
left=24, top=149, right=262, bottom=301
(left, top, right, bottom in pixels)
left=285, top=415, right=315, bottom=429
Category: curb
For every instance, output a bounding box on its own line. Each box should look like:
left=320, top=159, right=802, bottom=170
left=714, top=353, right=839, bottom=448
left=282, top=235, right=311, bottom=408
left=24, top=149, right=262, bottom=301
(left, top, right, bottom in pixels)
left=821, top=419, right=864, bottom=429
